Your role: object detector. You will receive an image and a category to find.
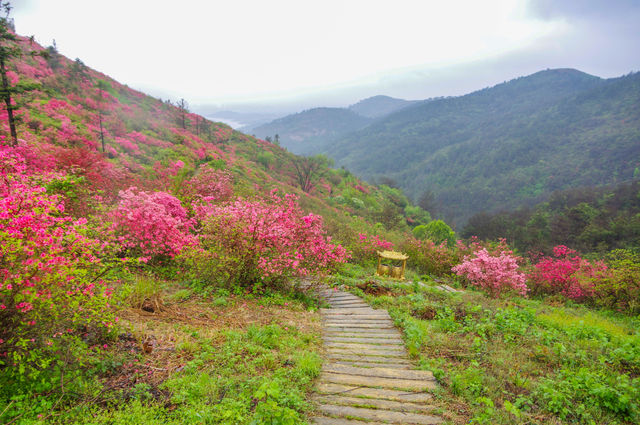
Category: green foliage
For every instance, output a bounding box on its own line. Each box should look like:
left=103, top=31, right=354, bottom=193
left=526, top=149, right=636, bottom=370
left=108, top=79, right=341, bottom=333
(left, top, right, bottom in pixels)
left=593, top=249, right=640, bottom=314
left=464, top=181, right=640, bottom=255
left=256, top=151, right=275, bottom=168
left=412, top=224, right=428, bottom=239
left=405, top=204, right=431, bottom=226
left=423, top=220, right=456, bottom=246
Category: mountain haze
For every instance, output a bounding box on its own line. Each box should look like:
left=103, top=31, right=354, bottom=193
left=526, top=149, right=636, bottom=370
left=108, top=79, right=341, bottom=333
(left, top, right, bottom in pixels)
left=250, top=107, right=373, bottom=155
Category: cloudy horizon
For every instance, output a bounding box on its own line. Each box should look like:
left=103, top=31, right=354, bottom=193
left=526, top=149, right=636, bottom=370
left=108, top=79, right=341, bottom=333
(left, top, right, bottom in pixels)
left=11, top=0, right=640, bottom=116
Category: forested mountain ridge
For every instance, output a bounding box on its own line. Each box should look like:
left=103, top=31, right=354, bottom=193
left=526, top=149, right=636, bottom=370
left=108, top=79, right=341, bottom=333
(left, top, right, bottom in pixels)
left=347, top=95, right=417, bottom=118
left=250, top=107, right=373, bottom=155
left=249, top=95, right=416, bottom=155
left=325, top=69, right=640, bottom=227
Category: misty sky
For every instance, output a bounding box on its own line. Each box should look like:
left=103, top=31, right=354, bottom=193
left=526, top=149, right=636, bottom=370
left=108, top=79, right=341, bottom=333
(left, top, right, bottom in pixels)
left=11, top=0, right=640, bottom=115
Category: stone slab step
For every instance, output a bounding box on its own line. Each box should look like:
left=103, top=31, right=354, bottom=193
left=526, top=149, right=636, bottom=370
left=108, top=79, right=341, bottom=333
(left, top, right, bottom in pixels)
left=323, top=337, right=404, bottom=345
left=326, top=347, right=407, bottom=357
left=322, top=313, right=391, bottom=319
left=325, top=323, right=395, bottom=329
left=323, top=364, right=435, bottom=381
left=324, top=322, right=395, bottom=328
left=323, top=316, right=392, bottom=321
left=324, top=329, right=399, bottom=336
left=321, top=308, right=382, bottom=314
left=325, top=298, right=363, bottom=304
left=326, top=353, right=411, bottom=365
left=329, top=303, right=370, bottom=308
left=311, top=416, right=387, bottom=425
left=324, top=292, right=362, bottom=301
left=324, top=321, right=394, bottom=327
left=314, top=394, right=436, bottom=413
left=332, top=360, right=411, bottom=369
left=329, top=297, right=368, bottom=303
left=315, top=382, right=433, bottom=403
left=325, top=300, right=365, bottom=305
left=317, top=404, right=442, bottom=424
left=324, top=342, right=406, bottom=353
left=322, top=328, right=402, bottom=338
left=320, top=372, right=437, bottom=391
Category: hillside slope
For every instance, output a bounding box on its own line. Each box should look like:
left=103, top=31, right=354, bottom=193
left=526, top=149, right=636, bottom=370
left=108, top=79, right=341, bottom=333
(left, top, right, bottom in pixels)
left=0, top=33, right=424, bottom=237
left=325, top=69, right=640, bottom=226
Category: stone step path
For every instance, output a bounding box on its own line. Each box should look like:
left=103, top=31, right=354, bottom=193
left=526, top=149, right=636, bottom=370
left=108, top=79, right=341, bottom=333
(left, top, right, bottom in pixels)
left=311, top=288, right=442, bottom=424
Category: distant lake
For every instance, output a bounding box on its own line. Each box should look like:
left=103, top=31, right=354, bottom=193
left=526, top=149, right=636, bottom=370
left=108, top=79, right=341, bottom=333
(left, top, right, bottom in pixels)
left=207, top=116, right=244, bottom=129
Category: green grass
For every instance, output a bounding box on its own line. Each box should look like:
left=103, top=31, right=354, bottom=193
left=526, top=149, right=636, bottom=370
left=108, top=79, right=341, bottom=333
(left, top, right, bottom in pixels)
left=333, top=270, right=640, bottom=424
left=0, top=283, right=322, bottom=425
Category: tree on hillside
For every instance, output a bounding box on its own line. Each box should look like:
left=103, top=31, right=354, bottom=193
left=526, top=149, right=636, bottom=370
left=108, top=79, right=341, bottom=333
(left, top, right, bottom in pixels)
left=177, top=98, right=188, bottom=129
left=291, top=154, right=333, bottom=193
left=69, top=58, right=90, bottom=85
left=418, top=190, right=439, bottom=215
left=94, top=80, right=109, bottom=153
left=45, top=39, right=61, bottom=70
left=0, top=1, right=19, bottom=145
left=194, top=114, right=200, bottom=136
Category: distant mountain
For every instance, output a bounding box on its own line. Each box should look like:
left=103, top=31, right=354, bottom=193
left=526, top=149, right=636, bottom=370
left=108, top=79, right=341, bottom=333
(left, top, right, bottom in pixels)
left=348, top=95, right=417, bottom=118
left=324, top=69, right=640, bottom=227
left=250, top=95, right=417, bottom=155
left=251, top=107, right=373, bottom=155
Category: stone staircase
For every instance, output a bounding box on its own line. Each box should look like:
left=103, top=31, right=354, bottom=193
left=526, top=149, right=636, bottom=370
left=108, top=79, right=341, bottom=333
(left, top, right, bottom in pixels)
left=310, top=288, right=443, bottom=424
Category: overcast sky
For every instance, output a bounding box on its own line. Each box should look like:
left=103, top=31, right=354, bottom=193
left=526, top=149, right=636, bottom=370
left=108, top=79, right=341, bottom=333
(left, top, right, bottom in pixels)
left=11, top=0, right=640, bottom=114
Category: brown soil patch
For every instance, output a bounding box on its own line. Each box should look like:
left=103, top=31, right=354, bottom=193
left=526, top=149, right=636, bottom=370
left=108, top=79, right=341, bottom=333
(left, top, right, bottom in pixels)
left=412, top=306, right=437, bottom=320
left=100, top=293, right=321, bottom=403
left=356, top=280, right=394, bottom=296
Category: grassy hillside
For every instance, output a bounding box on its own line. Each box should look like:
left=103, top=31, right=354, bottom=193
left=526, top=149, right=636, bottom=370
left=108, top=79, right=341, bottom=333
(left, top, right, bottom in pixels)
left=325, top=69, right=640, bottom=227
left=0, top=33, right=430, bottom=236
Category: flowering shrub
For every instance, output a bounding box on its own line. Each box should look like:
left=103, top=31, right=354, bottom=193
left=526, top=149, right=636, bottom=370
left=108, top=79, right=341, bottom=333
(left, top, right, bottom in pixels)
left=400, top=237, right=459, bottom=277
left=188, top=190, right=348, bottom=288
left=184, top=163, right=233, bottom=203
left=527, top=245, right=607, bottom=300
left=0, top=149, right=114, bottom=378
left=593, top=249, right=640, bottom=314
left=110, top=187, right=196, bottom=262
left=453, top=245, right=527, bottom=297
left=346, top=232, right=394, bottom=264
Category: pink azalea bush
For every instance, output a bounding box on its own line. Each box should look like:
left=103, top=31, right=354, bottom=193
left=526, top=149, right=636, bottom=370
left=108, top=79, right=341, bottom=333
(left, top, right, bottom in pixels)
left=0, top=149, right=114, bottom=377
left=187, top=190, right=349, bottom=287
left=346, top=232, right=394, bottom=264
left=453, top=243, right=527, bottom=297
left=110, top=187, right=196, bottom=262
left=184, top=163, right=233, bottom=203
left=527, top=245, right=607, bottom=300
